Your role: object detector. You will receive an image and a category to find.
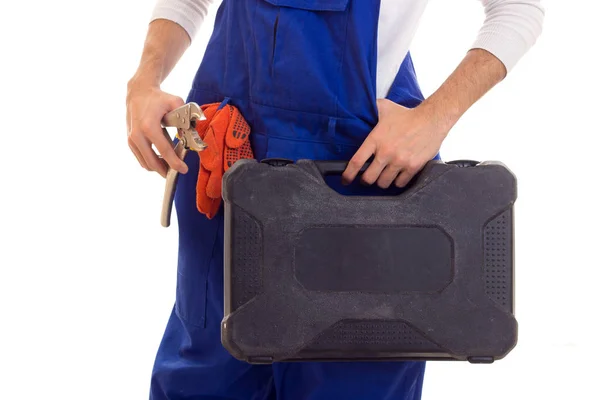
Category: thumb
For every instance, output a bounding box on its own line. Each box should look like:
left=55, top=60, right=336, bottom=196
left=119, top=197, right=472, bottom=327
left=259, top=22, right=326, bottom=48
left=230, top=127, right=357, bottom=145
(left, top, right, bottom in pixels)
left=377, top=98, right=409, bottom=118
left=376, top=98, right=391, bottom=118
left=166, top=94, right=185, bottom=111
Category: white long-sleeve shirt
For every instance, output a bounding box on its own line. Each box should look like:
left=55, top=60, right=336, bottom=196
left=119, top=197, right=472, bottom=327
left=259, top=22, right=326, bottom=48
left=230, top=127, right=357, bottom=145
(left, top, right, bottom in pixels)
left=151, top=0, right=545, bottom=98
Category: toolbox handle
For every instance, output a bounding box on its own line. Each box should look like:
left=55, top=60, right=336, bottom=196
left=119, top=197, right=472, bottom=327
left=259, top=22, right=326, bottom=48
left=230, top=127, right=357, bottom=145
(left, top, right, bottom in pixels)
left=315, top=159, right=480, bottom=176
left=314, top=160, right=371, bottom=176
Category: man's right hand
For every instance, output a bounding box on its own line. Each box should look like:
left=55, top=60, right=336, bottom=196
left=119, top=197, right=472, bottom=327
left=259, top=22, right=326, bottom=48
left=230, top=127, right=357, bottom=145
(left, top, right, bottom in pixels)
left=126, top=78, right=189, bottom=178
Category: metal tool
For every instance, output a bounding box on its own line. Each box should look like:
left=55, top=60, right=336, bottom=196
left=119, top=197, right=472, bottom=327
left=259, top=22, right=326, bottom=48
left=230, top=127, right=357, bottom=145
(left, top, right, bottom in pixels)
left=160, top=102, right=207, bottom=227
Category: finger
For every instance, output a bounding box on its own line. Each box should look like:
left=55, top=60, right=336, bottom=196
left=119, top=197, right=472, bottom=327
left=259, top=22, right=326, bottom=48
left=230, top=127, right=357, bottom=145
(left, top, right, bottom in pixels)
left=360, top=154, right=388, bottom=186
left=146, top=122, right=189, bottom=174
left=136, top=135, right=168, bottom=178
left=157, top=155, right=169, bottom=174
left=377, top=164, right=402, bottom=189
left=394, top=170, right=416, bottom=188
left=342, top=138, right=376, bottom=185
left=126, top=107, right=131, bottom=135
left=128, top=138, right=149, bottom=170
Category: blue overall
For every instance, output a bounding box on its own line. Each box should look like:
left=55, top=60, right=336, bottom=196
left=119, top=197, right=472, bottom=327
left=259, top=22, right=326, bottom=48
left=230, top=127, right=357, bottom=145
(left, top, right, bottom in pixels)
left=151, top=1, right=436, bottom=398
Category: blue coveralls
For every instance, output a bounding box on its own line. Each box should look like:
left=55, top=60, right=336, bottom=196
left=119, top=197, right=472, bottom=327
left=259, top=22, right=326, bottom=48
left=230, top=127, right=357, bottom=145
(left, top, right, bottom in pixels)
left=151, top=1, right=434, bottom=398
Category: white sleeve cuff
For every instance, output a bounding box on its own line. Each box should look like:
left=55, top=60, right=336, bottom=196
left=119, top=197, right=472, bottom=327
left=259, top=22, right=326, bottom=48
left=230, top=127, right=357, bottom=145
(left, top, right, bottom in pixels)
left=472, top=0, right=545, bottom=73
left=150, top=0, right=214, bottom=41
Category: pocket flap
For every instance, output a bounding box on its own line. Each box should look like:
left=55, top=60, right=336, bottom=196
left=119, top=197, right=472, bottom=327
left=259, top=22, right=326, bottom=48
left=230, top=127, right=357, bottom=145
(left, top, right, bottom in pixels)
left=263, top=0, right=349, bottom=12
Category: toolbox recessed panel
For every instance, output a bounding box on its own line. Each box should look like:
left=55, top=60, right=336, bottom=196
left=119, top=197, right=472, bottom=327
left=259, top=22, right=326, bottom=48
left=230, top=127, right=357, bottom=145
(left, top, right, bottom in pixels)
left=295, top=226, right=453, bottom=293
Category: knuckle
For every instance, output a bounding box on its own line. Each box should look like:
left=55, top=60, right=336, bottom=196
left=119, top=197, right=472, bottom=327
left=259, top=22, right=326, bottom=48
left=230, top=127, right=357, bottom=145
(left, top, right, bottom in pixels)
left=148, top=162, right=160, bottom=172
left=139, top=119, right=154, bottom=133
left=165, top=155, right=181, bottom=168
left=160, top=151, right=173, bottom=162
left=399, top=171, right=415, bottom=186
left=389, top=157, right=403, bottom=168
left=393, top=154, right=407, bottom=166
left=377, top=150, right=394, bottom=162
left=153, top=141, right=167, bottom=153
left=395, top=178, right=408, bottom=188
left=407, top=158, right=421, bottom=172
left=129, top=130, right=142, bottom=142
left=349, top=159, right=363, bottom=169
left=158, top=146, right=178, bottom=163
left=377, top=179, right=390, bottom=189
left=362, top=173, right=375, bottom=185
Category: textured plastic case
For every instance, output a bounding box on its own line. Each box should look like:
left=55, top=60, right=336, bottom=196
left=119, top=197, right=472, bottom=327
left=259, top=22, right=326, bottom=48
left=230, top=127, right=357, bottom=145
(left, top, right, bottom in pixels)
left=221, top=158, right=517, bottom=364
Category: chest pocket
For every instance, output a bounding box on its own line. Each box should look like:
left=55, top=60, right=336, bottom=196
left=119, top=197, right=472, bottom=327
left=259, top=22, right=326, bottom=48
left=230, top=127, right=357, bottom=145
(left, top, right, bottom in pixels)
left=250, top=0, right=351, bottom=116
left=263, top=0, right=348, bottom=11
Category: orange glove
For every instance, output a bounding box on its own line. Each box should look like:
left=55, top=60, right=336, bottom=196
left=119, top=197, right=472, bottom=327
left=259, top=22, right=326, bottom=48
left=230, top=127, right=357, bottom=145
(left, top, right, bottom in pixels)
left=193, top=101, right=254, bottom=219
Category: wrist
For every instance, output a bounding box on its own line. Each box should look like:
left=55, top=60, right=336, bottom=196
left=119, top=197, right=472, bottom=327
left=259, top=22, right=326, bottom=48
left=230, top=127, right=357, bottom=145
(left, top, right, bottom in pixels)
left=128, top=66, right=162, bottom=93
left=129, top=48, right=166, bottom=89
left=127, top=71, right=161, bottom=104
left=415, top=99, right=458, bottom=139
left=128, top=73, right=160, bottom=90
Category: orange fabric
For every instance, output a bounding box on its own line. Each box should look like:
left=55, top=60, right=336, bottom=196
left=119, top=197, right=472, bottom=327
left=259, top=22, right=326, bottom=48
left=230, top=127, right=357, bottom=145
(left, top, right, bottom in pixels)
left=193, top=102, right=254, bottom=219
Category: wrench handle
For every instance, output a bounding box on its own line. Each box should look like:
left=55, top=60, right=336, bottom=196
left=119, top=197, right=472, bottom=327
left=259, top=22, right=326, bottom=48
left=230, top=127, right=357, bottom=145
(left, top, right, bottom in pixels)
left=160, top=142, right=189, bottom=227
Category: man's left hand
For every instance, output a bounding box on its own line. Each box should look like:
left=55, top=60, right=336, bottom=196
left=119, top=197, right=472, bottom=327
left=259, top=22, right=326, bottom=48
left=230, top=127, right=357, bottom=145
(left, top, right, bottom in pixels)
left=342, top=99, right=447, bottom=188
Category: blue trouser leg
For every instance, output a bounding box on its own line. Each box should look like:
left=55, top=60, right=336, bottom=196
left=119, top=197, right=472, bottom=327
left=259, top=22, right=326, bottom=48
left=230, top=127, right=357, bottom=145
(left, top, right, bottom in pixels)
left=150, top=151, right=275, bottom=400
left=272, top=361, right=426, bottom=400
left=150, top=307, right=276, bottom=400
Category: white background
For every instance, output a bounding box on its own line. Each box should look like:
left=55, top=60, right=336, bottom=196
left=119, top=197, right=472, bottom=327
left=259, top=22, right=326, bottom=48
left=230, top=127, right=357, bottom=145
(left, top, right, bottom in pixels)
left=1, top=0, right=599, bottom=399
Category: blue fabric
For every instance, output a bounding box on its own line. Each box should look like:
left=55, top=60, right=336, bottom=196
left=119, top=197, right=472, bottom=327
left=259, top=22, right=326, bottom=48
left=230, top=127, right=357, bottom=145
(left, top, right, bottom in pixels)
left=150, top=0, right=434, bottom=398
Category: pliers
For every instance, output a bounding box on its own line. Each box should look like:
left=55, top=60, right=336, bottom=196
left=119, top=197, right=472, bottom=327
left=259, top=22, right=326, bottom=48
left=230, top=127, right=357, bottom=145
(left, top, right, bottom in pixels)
left=160, top=102, right=207, bottom=227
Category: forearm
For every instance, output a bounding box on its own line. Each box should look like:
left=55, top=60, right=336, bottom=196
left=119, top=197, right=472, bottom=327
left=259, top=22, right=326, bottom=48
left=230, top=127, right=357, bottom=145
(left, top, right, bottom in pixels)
left=129, top=19, right=191, bottom=87
left=419, top=0, right=545, bottom=138
left=419, top=48, right=506, bottom=136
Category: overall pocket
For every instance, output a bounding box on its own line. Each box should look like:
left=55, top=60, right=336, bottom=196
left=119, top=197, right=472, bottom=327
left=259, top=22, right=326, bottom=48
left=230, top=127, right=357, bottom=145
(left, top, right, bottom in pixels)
left=263, top=0, right=348, bottom=11
left=250, top=0, right=350, bottom=115
left=173, top=144, right=223, bottom=328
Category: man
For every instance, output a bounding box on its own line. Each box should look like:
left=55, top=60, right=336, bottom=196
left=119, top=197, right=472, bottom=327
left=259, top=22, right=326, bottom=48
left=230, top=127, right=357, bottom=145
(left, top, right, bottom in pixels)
left=126, top=1, right=544, bottom=398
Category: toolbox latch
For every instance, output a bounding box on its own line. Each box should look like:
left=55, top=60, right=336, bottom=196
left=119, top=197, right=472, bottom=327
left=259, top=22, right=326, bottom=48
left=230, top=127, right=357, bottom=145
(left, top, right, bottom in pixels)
left=467, top=356, right=495, bottom=364
left=248, top=356, right=274, bottom=364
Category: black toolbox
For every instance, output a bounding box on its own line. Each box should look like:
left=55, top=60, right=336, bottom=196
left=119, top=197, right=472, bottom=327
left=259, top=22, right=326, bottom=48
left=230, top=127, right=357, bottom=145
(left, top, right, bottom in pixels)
left=221, top=158, right=517, bottom=364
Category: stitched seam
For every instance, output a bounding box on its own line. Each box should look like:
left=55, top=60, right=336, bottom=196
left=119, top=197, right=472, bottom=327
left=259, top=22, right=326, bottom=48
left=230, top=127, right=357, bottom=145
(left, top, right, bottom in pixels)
left=202, top=216, right=223, bottom=328
left=252, top=131, right=360, bottom=147
left=271, top=10, right=280, bottom=77
left=334, top=1, right=350, bottom=119
left=175, top=299, right=205, bottom=328
left=250, top=2, right=259, bottom=100
left=373, top=1, right=381, bottom=99
left=174, top=226, right=221, bottom=329
left=249, top=97, right=356, bottom=120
